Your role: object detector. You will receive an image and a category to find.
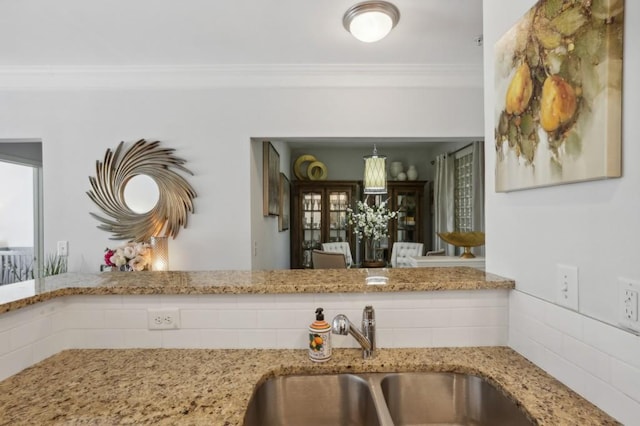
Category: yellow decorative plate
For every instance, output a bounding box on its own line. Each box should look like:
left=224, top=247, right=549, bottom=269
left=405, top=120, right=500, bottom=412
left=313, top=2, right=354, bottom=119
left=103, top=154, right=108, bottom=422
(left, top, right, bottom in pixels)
left=293, top=155, right=317, bottom=180
left=307, top=161, right=328, bottom=180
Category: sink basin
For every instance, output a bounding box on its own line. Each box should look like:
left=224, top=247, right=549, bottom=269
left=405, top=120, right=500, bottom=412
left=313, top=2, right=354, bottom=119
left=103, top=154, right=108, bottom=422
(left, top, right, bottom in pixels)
left=380, top=372, right=532, bottom=425
left=244, top=372, right=533, bottom=426
left=243, top=374, right=381, bottom=426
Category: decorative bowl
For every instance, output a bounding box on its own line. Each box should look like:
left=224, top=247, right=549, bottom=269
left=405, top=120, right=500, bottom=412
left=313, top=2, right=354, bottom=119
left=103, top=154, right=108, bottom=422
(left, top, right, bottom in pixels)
left=437, top=231, right=485, bottom=258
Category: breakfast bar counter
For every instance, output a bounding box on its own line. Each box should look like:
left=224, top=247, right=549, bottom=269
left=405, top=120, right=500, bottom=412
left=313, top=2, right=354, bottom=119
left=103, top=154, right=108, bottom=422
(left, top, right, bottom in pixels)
left=0, top=346, right=618, bottom=425
left=0, top=268, right=514, bottom=314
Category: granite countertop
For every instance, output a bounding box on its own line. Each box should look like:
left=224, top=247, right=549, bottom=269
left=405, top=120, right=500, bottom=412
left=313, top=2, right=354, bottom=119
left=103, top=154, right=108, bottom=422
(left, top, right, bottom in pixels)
left=0, top=268, right=514, bottom=314
left=0, top=347, right=617, bottom=425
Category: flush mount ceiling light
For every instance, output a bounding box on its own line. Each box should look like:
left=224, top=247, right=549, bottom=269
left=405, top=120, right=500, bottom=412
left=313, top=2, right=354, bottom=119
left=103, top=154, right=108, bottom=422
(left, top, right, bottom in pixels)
left=343, top=1, right=400, bottom=43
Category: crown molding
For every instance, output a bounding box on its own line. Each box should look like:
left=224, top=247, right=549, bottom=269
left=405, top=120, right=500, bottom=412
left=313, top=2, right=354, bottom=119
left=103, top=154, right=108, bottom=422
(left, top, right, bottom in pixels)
left=0, top=64, right=483, bottom=90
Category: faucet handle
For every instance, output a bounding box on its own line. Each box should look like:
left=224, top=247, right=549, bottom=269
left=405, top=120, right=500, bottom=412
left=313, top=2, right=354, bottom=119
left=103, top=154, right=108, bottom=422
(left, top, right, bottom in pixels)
left=362, top=305, right=375, bottom=323
left=332, top=314, right=350, bottom=335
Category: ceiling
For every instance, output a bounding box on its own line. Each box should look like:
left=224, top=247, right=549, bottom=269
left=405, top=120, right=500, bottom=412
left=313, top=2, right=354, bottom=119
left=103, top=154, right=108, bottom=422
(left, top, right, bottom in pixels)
left=0, top=0, right=483, bottom=67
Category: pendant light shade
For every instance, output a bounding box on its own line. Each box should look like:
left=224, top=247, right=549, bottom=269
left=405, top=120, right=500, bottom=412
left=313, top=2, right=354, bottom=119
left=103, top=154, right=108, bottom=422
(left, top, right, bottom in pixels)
left=363, top=145, right=387, bottom=194
left=343, top=1, right=400, bottom=43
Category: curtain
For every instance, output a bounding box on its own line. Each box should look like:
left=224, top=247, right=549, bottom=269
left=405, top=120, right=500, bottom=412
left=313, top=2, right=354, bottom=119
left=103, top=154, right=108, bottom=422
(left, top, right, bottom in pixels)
left=433, top=153, right=455, bottom=255
left=471, top=141, right=485, bottom=257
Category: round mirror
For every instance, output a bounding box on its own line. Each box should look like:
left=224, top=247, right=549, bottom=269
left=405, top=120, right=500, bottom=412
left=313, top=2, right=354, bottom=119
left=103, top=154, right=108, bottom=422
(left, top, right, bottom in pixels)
left=123, top=174, right=160, bottom=214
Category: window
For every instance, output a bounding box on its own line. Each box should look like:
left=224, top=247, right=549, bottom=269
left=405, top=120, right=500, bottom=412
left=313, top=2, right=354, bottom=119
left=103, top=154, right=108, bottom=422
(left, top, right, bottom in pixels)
left=454, top=148, right=473, bottom=232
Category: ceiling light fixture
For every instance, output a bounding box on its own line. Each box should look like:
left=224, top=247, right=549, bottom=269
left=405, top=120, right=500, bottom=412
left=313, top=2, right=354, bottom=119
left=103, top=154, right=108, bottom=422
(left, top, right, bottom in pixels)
left=343, top=1, right=400, bottom=43
left=363, top=145, right=387, bottom=194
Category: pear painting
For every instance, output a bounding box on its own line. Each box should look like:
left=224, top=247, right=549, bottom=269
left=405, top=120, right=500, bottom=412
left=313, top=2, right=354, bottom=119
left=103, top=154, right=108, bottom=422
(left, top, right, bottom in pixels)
left=494, top=0, right=623, bottom=192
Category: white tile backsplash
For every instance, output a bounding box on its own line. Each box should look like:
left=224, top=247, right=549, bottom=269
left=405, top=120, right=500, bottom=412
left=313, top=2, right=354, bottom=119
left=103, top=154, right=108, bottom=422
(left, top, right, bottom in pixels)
left=561, top=334, right=611, bottom=382
left=3, top=288, right=638, bottom=423
left=510, top=290, right=640, bottom=425
left=0, top=289, right=507, bottom=380
left=610, top=359, right=640, bottom=402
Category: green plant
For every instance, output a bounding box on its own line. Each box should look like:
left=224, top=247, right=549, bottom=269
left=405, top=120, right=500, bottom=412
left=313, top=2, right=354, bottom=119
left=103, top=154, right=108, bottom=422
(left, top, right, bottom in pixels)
left=43, top=253, right=67, bottom=276
left=6, top=258, right=34, bottom=282
left=3, top=253, right=67, bottom=284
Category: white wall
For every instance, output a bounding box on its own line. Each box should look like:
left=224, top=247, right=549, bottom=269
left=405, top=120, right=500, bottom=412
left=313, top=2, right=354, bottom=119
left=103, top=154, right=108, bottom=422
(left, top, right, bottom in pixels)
left=0, top=85, right=483, bottom=272
left=484, top=1, right=640, bottom=422
left=289, top=141, right=470, bottom=183
left=0, top=162, right=33, bottom=248
left=483, top=1, right=639, bottom=329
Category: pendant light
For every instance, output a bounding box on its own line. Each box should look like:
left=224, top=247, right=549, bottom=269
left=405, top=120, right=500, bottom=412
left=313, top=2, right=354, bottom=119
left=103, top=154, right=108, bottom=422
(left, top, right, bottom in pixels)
left=363, top=145, right=387, bottom=194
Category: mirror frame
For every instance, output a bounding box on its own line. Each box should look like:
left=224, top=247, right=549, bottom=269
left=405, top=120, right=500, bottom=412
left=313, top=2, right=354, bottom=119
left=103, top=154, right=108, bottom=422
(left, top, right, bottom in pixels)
left=87, top=139, right=196, bottom=241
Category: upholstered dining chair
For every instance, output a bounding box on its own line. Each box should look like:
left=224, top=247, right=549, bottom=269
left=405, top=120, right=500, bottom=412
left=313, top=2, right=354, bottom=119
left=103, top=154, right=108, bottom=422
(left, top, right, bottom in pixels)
left=321, top=242, right=353, bottom=268
left=312, top=250, right=347, bottom=269
left=390, top=242, right=424, bottom=268
left=426, top=249, right=445, bottom=256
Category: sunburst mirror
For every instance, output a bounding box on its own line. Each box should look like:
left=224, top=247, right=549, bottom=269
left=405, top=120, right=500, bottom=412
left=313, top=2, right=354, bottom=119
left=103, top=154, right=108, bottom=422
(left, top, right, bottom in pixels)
left=87, top=139, right=197, bottom=241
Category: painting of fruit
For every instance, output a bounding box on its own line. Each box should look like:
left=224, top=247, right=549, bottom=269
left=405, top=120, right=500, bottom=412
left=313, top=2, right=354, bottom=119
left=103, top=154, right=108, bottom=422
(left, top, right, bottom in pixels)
left=495, top=0, right=623, bottom=192
left=309, top=333, right=324, bottom=351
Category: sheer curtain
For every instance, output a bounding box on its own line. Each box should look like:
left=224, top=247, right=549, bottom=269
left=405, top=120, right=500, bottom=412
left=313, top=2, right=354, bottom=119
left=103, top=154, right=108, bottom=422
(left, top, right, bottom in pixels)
left=471, top=141, right=485, bottom=257
left=433, top=153, right=455, bottom=255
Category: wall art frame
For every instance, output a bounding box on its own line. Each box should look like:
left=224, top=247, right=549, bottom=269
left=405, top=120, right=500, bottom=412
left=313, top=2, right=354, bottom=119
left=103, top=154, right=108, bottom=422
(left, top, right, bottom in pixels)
left=87, top=139, right=197, bottom=241
left=263, top=141, right=280, bottom=216
left=494, top=0, right=623, bottom=192
left=278, top=173, right=290, bottom=231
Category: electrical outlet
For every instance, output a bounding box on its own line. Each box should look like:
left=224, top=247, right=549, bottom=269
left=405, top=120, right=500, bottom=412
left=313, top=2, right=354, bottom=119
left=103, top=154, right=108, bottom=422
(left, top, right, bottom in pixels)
left=556, top=264, right=579, bottom=310
left=57, top=241, right=68, bottom=256
left=147, top=308, right=180, bottom=330
left=619, top=278, right=640, bottom=333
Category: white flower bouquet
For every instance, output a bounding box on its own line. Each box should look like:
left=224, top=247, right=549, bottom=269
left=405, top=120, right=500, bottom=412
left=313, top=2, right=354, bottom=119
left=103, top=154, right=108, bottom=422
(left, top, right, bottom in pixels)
left=104, top=242, right=151, bottom=271
left=346, top=199, right=398, bottom=242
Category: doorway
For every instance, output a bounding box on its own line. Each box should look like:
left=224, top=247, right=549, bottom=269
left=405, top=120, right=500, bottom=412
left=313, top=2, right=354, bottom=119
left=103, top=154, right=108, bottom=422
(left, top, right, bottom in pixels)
left=0, top=141, right=43, bottom=284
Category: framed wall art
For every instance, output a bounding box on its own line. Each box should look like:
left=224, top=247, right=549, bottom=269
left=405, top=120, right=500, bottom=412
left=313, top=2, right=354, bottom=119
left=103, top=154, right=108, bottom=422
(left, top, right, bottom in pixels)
left=494, top=0, right=623, bottom=192
left=263, top=141, right=280, bottom=216
left=278, top=173, right=290, bottom=231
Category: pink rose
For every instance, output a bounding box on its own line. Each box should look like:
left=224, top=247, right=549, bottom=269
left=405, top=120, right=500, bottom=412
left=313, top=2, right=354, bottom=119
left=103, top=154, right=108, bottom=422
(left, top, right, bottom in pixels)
left=104, top=249, right=115, bottom=266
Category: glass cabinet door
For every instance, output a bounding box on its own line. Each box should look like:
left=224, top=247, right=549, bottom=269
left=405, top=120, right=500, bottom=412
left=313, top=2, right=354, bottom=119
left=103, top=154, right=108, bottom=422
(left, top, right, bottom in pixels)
left=292, top=182, right=358, bottom=269
left=395, top=190, right=418, bottom=243
left=301, top=192, right=322, bottom=268
left=328, top=191, right=349, bottom=243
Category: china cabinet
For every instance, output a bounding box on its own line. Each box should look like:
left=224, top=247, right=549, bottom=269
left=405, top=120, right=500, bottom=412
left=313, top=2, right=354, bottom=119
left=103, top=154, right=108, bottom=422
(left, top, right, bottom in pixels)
left=386, top=181, right=427, bottom=260
left=291, top=181, right=358, bottom=268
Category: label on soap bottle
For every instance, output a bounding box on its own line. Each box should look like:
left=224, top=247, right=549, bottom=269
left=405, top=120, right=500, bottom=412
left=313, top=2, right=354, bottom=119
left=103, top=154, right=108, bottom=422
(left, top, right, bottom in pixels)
left=308, top=322, right=331, bottom=363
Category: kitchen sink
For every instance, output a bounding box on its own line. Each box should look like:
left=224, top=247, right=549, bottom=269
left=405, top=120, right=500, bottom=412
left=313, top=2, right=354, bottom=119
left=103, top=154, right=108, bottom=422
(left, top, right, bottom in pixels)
left=243, top=372, right=533, bottom=426
left=243, top=374, right=381, bottom=426
left=380, top=372, right=532, bottom=425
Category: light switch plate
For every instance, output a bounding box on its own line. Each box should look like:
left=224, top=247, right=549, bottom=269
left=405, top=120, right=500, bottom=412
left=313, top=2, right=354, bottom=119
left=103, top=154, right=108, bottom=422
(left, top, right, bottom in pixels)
left=556, top=264, right=579, bottom=311
left=618, top=278, right=640, bottom=334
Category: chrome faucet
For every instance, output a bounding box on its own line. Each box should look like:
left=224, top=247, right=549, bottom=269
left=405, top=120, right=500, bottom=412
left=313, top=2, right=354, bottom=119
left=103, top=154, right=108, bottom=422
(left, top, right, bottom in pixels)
left=332, top=305, right=375, bottom=359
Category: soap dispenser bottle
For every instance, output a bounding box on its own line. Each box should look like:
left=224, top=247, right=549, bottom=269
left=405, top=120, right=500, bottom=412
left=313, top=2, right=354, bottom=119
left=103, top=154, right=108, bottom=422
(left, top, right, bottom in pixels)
left=308, top=307, right=332, bottom=362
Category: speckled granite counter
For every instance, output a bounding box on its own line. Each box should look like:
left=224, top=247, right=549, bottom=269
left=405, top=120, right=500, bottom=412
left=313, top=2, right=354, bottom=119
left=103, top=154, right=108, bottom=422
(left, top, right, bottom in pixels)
left=0, top=347, right=616, bottom=425
left=0, top=268, right=514, bottom=314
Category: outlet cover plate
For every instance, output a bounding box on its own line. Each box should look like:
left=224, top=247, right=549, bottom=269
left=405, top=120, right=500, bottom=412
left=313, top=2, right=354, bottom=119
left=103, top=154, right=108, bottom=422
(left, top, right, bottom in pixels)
left=147, top=308, right=180, bottom=330
left=618, top=278, right=640, bottom=334
left=556, top=264, right=579, bottom=311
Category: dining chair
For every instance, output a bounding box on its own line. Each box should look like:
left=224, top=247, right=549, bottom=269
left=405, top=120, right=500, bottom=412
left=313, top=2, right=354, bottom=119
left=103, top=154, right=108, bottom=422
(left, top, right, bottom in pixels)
left=390, top=242, right=424, bottom=268
left=321, top=242, right=353, bottom=268
left=312, top=250, right=347, bottom=269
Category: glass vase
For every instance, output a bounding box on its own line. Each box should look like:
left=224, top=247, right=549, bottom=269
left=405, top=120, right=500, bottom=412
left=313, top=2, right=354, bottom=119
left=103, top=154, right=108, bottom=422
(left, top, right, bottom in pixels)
left=363, top=238, right=385, bottom=268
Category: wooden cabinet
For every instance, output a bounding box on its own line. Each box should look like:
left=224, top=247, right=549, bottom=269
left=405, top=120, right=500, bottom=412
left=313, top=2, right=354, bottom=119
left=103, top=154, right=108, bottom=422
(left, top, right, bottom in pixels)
left=386, top=181, right=428, bottom=259
left=291, top=181, right=359, bottom=268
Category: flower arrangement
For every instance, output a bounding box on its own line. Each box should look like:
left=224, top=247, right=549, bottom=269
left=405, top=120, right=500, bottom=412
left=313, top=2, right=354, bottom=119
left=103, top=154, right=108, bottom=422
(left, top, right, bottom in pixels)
left=104, top=242, right=151, bottom=271
left=346, top=199, right=398, bottom=242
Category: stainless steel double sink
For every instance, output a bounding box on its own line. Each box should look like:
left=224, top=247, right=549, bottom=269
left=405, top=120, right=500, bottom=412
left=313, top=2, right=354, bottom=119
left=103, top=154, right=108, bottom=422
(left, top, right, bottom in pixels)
left=243, top=372, right=534, bottom=425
